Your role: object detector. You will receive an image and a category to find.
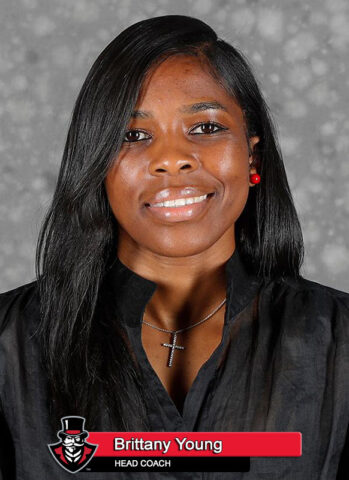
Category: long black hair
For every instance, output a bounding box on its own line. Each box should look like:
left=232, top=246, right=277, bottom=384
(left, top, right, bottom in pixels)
left=36, top=15, right=304, bottom=430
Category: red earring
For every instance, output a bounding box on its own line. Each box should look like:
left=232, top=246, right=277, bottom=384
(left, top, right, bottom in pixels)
left=250, top=173, right=261, bottom=184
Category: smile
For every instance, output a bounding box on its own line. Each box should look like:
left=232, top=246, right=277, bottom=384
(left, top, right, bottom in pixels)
left=150, top=194, right=209, bottom=208
left=145, top=192, right=215, bottom=222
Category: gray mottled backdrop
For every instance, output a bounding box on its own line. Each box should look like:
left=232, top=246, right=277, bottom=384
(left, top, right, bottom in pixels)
left=1, top=0, right=348, bottom=293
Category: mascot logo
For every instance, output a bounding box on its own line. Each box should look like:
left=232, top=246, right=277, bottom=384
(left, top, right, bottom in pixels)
left=48, top=416, right=98, bottom=473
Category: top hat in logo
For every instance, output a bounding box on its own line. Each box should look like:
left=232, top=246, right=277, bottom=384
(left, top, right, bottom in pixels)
left=48, top=416, right=98, bottom=473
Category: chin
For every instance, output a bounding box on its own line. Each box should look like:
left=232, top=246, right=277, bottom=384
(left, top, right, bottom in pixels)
left=145, top=237, right=223, bottom=258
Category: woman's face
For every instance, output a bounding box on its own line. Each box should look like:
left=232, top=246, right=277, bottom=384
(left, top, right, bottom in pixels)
left=105, top=54, right=259, bottom=259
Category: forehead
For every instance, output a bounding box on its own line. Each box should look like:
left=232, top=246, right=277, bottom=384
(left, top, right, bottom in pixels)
left=135, top=54, right=242, bottom=115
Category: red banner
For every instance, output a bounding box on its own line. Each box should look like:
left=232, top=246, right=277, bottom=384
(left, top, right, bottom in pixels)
left=87, top=432, right=302, bottom=457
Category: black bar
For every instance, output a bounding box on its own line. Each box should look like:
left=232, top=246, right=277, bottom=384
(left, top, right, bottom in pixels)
left=83, top=456, right=250, bottom=472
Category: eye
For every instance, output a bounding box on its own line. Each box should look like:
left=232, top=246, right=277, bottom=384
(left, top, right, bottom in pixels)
left=123, top=129, right=151, bottom=143
left=190, top=122, right=227, bottom=135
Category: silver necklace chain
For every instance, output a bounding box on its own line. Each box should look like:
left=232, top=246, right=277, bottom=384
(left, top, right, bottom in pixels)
left=142, top=297, right=227, bottom=367
left=142, top=297, right=227, bottom=335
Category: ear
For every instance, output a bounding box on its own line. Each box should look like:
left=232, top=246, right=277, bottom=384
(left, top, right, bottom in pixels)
left=248, top=136, right=260, bottom=187
left=248, top=136, right=260, bottom=162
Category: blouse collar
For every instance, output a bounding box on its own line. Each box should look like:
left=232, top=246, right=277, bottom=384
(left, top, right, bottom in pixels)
left=105, top=248, right=261, bottom=328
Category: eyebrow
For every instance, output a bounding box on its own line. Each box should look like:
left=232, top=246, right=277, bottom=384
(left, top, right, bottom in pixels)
left=130, top=101, right=228, bottom=119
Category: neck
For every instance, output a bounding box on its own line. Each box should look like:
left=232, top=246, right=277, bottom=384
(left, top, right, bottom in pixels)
left=143, top=266, right=227, bottom=331
left=116, top=240, right=234, bottom=332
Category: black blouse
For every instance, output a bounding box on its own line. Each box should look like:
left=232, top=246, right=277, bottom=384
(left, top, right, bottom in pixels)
left=0, top=249, right=348, bottom=479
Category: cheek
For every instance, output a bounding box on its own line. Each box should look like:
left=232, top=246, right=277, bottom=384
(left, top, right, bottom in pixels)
left=105, top=162, right=141, bottom=220
left=210, top=143, right=250, bottom=215
left=209, top=142, right=250, bottom=187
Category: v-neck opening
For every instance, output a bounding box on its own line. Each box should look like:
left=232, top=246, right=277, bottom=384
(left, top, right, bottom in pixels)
left=125, top=300, right=233, bottom=430
left=107, top=248, right=263, bottom=432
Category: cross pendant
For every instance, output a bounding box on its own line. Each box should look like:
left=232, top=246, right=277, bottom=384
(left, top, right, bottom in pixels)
left=161, top=332, right=185, bottom=367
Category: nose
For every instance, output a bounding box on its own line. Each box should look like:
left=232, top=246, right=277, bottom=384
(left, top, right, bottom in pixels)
left=148, top=141, right=199, bottom=176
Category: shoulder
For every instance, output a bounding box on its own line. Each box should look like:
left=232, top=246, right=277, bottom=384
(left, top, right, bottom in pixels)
left=0, top=283, right=43, bottom=417
left=284, top=274, right=348, bottom=296
left=0, top=282, right=41, bottom=388
left=0, top=281, right=40, bottom=336
left=262, top=275, right=349, bottom=344
left=264, top=273, right=349, bottom=308
left=282, top=275, right=349, bottom=312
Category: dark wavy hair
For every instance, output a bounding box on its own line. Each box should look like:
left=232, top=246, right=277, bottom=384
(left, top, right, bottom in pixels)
left=36, top=15, right=304, bottom=431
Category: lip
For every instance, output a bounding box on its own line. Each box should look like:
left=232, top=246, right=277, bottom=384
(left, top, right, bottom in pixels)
left=144, top=192, right=215, bottom=223
left=144, top=186, right=215, bottom=206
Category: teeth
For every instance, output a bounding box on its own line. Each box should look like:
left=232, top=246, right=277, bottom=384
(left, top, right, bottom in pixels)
left=151, top=194, right=209, bottom=208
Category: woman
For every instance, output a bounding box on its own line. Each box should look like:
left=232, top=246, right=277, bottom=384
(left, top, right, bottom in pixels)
left=0, top=14, right=348, bottom=480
